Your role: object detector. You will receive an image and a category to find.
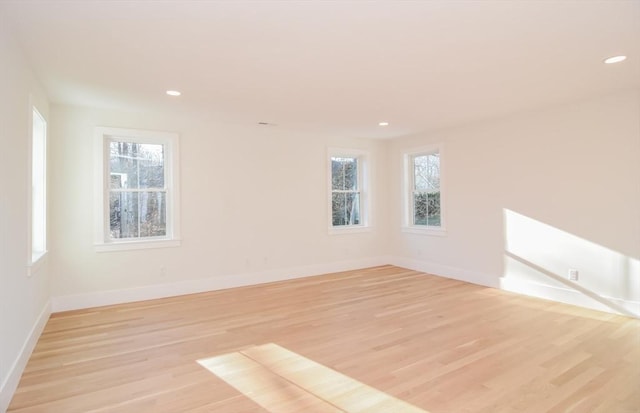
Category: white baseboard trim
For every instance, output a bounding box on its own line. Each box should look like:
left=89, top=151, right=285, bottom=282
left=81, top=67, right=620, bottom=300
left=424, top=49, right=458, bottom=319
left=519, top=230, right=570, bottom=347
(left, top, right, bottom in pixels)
left=52, top=256, right=392, bottom=313
left=388, top=256, right=498, bottom=288
left=388, top=255, right=639, bottom=318
left=499, top=277, right=640, bottom=318
left=0, top=300, right=51, bottom=413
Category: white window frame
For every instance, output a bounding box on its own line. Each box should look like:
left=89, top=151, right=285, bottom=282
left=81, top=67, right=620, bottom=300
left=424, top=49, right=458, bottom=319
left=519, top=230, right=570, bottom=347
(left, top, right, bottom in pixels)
left=402, top=144, right=446, bottom=236
left=27, top=105, right=47, bottom=276
left=328, top=148, right=371, bottom=234
left=93, top=127, right=181, bottom=252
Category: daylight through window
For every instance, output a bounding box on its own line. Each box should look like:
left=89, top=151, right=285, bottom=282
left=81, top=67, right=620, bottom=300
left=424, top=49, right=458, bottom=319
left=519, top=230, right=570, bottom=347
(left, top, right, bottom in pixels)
left=94, top=127, right=180, bottom=251
left=412, top=152, right=440, bottom=226
left=331, top=156, right=361, bottom=227
left=404, top=145, right=444, bottom=233
left=109, top=141, right=167, bottom=239
left=328, top=148, right=370, bottom=232
left=31, top=107, right=47, bottom=262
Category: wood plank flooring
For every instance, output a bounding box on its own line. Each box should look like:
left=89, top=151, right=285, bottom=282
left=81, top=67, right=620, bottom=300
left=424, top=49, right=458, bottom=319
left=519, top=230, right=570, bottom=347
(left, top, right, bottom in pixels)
left=8, top=266, right=640, bottom=412
left=198, top=343, right=428, bottom=412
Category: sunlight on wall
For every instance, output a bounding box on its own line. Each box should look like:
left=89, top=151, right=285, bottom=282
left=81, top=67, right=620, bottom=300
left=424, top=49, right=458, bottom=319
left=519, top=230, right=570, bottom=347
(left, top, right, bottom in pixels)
left=501, top=209, right=639, bottom=317
left=198, top=343, right=429, bottom=413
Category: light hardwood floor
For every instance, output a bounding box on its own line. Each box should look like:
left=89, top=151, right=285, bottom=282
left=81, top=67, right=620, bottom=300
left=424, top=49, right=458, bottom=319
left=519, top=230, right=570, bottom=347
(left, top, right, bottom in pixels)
left=8, top=266, right=640, bottom=412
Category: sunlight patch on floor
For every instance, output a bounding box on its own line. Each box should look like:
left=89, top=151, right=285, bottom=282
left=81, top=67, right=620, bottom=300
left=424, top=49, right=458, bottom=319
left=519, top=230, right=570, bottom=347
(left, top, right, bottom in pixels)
left=198, top=343, right=429, bottom=413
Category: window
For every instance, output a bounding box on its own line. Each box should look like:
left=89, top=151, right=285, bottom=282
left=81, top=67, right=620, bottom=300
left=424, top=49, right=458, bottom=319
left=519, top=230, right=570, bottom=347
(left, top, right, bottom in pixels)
left=328, top=149, right=369, bottom=232
left=94, top=127, right=180, bottom=251
left=29, top=107, right=47, bottom=271
left=404, top=145, right=445, bottom=234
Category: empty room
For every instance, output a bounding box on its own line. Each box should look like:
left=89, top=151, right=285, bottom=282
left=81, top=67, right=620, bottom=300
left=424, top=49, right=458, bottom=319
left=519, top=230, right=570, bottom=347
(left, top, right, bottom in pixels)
left=1, top=1, right=639, bottom=412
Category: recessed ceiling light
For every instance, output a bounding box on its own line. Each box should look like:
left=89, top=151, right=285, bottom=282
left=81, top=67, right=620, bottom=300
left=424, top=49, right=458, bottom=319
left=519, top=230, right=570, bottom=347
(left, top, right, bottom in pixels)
left=166, top=90, right=181, bottom=96
left=378, top=121, right=389, bottom=126
left=604, top=55, right=627, bottom=64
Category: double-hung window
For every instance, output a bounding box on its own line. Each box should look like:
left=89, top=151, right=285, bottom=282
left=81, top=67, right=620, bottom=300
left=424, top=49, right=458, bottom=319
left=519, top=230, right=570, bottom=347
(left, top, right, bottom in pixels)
left=29, top=106, right=47, bottom=274
left=94, top=127, right=180, bottom=251
left=404, top=145, right=445, bottom=235
left=328, top=149, right=369, bottom=233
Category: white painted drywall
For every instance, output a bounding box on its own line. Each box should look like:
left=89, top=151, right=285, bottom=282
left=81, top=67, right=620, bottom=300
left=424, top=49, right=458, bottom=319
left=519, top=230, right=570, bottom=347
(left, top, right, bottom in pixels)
left=388, top=90, right=640, bottom=315
left=0, top=15, right=52, bottom=412
left=49, top=105, right=390, bottom=300
left=49, top=91, right=640, bottom=316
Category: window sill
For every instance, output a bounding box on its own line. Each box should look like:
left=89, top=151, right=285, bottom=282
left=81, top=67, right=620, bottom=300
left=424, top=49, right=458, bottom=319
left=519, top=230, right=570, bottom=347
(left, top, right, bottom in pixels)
left=329, top=225, right=372, bottom=235
left=95, top=238, right=181, bottom=252
left=28, top=251, right=48, bottom=277
left=401, top=226, right=447, bottom=237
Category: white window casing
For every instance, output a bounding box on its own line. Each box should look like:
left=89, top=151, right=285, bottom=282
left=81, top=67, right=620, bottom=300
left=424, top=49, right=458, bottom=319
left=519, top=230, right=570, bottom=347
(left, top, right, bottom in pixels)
left=93, top=127, right=181, bottom=251
left=402, top=143, right=446, bottom=236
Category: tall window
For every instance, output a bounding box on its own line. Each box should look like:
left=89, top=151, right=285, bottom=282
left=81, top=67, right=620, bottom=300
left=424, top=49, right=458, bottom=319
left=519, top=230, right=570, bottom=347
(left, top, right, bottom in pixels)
left=331, top=156, right=360, bottom=226
left=404, top=145, right=445, bottom=234
left=328, top=149, right=369, bottom=232
left=94, top=127, right=180, bottom=251
left=31, top=107, right=47, bottom=264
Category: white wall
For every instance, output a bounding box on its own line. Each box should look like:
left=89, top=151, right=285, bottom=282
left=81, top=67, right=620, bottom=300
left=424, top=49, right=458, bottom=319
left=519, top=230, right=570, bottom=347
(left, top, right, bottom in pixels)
left=49, top=105, right=390, bottom=309
left=48, top=91, right=640, bottom=317
left=0, top=14, right=52, bottom=413
left=388, top=90, right=640, bottom=316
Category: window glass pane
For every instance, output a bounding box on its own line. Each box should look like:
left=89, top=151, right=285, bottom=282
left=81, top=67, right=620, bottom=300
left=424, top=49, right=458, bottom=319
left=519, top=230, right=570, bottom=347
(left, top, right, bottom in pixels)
left=413, top=192, right=428, bottom=225
left=110, top=191, right=136, bottom=238
left=110, top=191, right=166, bottom=239
left=413, top=155, right=428, bottom=191
left=109, top=141, right=164, bottom=189
left=427, top=153, right=440, bottom=191
left=110, top=142, right=138, bottom=188
left=332, top=192, right=360, bottom=226
left=413, top=191, right=441, bottom=226
left=413, top=153, right=440, bottom=192
left=139, top=144, right=164, bottom=188
left=139, top=191, right=167, bottom=237
left=331, top=157, right=358, bottom=191
left=426, top=191, right=441, bottom=226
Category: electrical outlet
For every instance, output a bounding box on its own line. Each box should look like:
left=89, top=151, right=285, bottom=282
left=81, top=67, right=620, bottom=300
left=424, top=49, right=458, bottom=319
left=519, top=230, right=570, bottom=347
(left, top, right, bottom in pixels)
left=568, top=269, right=579, bottom=281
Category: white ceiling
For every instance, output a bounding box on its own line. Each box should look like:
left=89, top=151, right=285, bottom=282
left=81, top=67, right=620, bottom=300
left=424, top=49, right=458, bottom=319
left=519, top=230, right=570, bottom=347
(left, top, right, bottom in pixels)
left=3, top=0, right=639, bottom=139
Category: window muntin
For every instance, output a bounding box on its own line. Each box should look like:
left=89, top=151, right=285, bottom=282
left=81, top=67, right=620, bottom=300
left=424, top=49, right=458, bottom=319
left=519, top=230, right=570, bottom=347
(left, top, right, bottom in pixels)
left=31, top=107, right=47, bottom=263
left=94, top=127, right=180, bottom=251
